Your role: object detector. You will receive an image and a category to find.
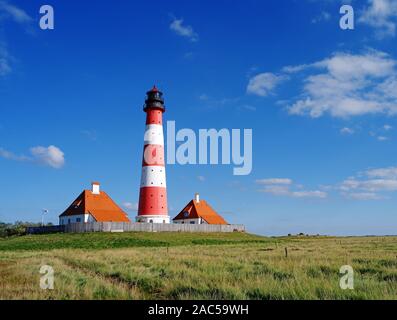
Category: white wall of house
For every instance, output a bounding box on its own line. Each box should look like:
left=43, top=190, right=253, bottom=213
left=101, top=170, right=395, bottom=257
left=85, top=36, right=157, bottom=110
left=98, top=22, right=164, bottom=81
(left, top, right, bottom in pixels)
left=59, top=214, right=94, bottom=225
left=173, top=218, right=206, bottom=225
left=136, top=215, right=170, bottom=224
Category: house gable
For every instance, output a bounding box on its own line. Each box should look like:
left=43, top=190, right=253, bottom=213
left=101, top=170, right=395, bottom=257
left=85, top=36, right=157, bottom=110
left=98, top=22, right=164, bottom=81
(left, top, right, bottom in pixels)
left=173, top=199, right=228, bottom=225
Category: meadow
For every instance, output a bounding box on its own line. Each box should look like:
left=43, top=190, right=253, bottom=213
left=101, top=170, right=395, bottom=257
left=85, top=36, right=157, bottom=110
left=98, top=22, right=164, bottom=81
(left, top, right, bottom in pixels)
left=0, top=232, right=396, bottom=300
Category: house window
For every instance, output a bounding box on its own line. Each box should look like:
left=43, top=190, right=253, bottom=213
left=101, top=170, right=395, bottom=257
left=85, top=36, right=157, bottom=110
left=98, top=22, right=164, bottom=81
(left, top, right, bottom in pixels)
left=68, top=219, right=71, bottom=224
left=163, top=220, right=166, bottom=223
left=76, top=218, right=81, bottom=223
left=190, top=221, right=195, bottom=224
left=149, top=219, right=153, bottom=223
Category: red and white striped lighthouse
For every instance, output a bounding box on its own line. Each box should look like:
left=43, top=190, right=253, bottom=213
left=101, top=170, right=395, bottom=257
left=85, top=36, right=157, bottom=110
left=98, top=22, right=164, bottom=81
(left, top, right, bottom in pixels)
left=136, top=86, right=170, bottom=224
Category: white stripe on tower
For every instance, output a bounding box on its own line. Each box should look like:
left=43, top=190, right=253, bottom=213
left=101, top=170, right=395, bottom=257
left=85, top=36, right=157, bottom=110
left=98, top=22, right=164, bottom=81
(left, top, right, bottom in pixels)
left=140, top=166, right=167, bottom=187
left=144, top=124, right=164, bottom=146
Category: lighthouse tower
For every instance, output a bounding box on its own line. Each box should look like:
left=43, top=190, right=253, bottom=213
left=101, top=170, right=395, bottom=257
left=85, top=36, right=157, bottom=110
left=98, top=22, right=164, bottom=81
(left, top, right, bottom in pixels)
left=136, top=86, right=170, bottom=224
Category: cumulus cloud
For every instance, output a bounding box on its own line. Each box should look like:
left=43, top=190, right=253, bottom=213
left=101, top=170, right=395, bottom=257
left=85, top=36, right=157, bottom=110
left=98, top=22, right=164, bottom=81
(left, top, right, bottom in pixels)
left=344, top=192, right=385, bottom=200
left=247, top=73, right=287, bottom=97
left=287, top=50, right=397, bottom=118
left=0, top=145, right=65, bottom=169
left=257, top=166, right=397, bottom=201
left=256, top=178, right=327, bottom=199
left=341, top=178, right=397, bottom=192
left=260, top=185, right=291, bottom=196
left=366, top=166, right=397, bottom=178
left=249, top=49, right=397, bottom=118
left=291, top=190, right=327, bottom=199
left=282, top=64, right=310, bottom=74
left=359, top=0, right=397, bottom=38
left=340, top=127, right=355, bottom=135
left=340, top=166, right=397, bottom=199
left=170, top=18, right=198, bottom=42
left=256, top=178, right=293, bottom=185
left=30, top=145, right=65, bottom=169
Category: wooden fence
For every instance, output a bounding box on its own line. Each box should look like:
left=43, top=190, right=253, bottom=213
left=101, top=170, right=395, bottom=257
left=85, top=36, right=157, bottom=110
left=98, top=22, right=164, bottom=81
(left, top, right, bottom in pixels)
left=26, top=222, right=245, bottom=234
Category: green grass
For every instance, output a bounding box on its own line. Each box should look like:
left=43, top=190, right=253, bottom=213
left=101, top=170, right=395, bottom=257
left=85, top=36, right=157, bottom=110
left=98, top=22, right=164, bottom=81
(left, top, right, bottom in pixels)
left=0, top=232, right=270, bottom=251
left=0, top=232, right=396, bottom=300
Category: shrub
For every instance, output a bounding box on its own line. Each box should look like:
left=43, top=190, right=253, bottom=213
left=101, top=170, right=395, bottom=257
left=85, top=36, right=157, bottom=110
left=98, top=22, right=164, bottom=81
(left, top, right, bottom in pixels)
left=0, top=221, right=47, bottom=238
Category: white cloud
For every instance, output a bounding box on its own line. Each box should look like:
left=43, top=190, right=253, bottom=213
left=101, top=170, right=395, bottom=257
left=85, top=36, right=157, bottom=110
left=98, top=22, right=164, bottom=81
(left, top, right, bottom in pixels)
left=312, top=11, right=331, bottom=24
left=247, top=73, right=287, bottom=97
left=30, top=145, right=65, bottom=168
left=256, top=178, right=327, bottom=199
left=367, top=166, right=397, bottom=178
left=340, top=127, right=355, bottom=135
left=282, top=64, right=310, bottom=74
left=0, top=145, right=65, bottom=169
left=170, top=18, right=198, bottom=42
left=384, top=124, right=393, bottom=130
left=0, top=44, right=11, bottom=76
left=359, top=0, right=397, bottom=38
left=253, top=50, right=397, bottom=118
left=290, top=190, right=327, bottom=199
left=377, top=77, right=397, bottom=99
left=197, top=175, right=205, bottom=182
left=257, top=166, right=397, bottom=201
left=344, top=192, right=385, bottom=200
left=377, top=136, right=389, bottom=141
left=0, top=1, right=32, bottom=24
left=260, top=185, right=291, bottom=196
left=339, top=166, right=397, bottom=199
left=256, top=178, right=293, bottom=185
left=287, top=50, right=397, bottom=118
left=0, top=147, right=28, bottom=161
left=122, top=202, right=138, bottom=211
left=341, top=178, right=397, bottom=191
left=0, top=2, right=33, bottom=76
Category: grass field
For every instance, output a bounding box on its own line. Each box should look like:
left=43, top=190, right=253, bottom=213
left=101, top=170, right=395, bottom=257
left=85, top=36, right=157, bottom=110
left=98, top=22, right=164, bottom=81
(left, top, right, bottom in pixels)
left=0, top=232, right=396, bottom=300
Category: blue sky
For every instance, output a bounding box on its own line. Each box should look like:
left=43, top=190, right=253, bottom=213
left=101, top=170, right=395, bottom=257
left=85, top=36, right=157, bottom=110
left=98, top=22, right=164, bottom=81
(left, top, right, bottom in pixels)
left=0, top=0, right=396, bottom=236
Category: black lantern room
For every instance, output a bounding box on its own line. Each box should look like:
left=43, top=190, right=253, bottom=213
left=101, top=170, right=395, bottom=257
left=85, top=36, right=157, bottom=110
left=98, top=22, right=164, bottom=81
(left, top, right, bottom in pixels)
left=144, top=85, right=165, bottom=112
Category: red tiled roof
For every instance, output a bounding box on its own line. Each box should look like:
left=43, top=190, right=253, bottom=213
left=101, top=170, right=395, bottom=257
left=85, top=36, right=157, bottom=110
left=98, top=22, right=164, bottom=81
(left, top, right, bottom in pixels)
left=173, top=199, right=228, bottom=225
left=88, top=209, right=130, bottom=222
left=59, top=190, right=130, bottom=222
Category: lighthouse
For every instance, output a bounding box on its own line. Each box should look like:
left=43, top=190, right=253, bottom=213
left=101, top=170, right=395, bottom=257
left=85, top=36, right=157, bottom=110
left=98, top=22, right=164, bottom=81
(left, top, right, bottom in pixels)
left=136, top=86, right=170, bottom=224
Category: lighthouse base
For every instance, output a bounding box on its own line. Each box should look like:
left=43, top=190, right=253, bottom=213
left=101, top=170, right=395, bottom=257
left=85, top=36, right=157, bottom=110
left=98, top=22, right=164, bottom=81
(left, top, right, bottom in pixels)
left=136, top=215, right=170, bottom=224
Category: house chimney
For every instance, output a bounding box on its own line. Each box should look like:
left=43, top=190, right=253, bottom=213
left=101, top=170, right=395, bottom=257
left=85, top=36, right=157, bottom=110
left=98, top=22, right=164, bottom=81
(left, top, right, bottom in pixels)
left=195, top=193, right=200, bottom=203
left=92, top=182, right=100, bottom=195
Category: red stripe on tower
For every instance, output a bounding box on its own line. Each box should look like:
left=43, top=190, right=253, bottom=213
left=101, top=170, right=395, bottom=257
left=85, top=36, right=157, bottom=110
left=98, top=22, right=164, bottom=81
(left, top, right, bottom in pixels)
left=136, top=86, right=170, bottom=223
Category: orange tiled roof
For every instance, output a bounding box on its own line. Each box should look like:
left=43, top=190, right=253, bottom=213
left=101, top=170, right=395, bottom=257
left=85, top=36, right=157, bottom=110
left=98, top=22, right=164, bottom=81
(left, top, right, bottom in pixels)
left=173, top=199, right=228, bottom=225
left=59, top=190, right=130, bottom=222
